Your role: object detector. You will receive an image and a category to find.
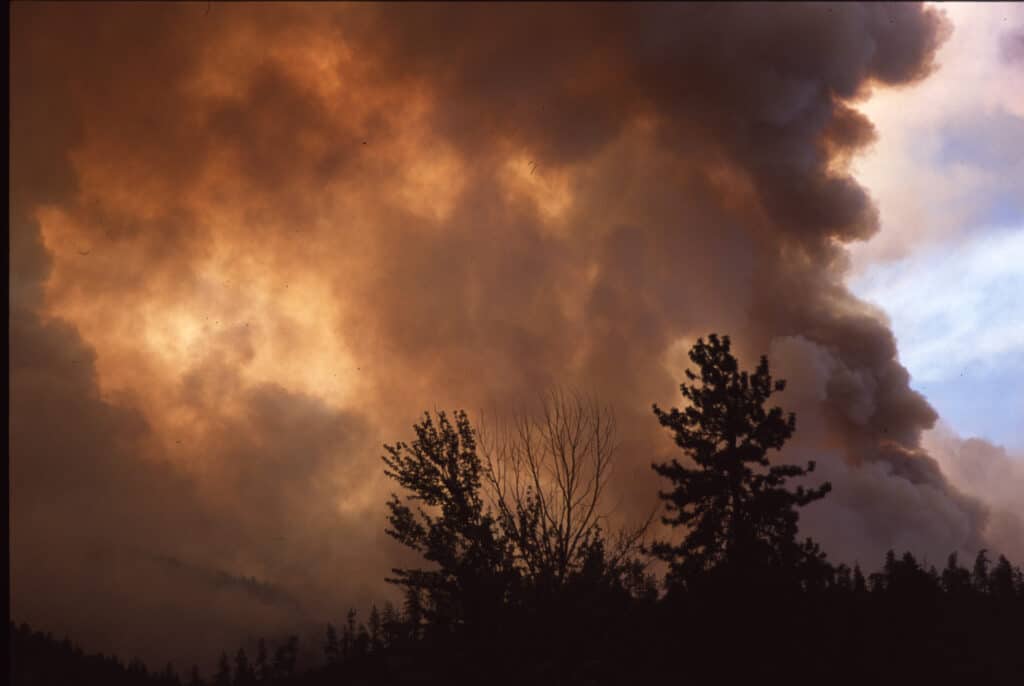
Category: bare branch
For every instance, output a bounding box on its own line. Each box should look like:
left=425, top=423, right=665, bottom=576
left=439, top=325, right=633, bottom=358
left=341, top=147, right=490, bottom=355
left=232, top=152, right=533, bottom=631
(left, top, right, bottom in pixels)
left=478, top=387, right=643, bottom=587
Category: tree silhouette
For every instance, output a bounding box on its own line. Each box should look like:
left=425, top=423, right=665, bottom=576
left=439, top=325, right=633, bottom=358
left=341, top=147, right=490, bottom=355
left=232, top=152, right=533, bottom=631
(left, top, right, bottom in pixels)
left=990, top=554, right=1016, bottom=599
left=368, top=604, right=382, bottom=651
left=277, top=637, right=298, bottom=679
left=649, top=334, right=832, bottom=589
left=234, top=648, right=254, bottom=686
left=478, top=388, right=651, bottom=596
left=379, top=602, right=402, bottom=647
left=382, top=410, right=517, bottom=630
left=213, top=653, right=231, bottom=686
left=342, top=610, right=356, bottom=660
left=941, top=552, right=972, bottom=595
left=324, top=623, right=340, bottom=665
left=254, top=639, right=268, bottom=682
left=852, top=563, right=867, bottom=594
left=972, top=549, right=990, bottom=593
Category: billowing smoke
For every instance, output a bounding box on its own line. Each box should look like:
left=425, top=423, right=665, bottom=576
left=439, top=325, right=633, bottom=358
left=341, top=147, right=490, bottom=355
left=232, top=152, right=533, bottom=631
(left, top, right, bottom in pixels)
left=11, top=1, right=1011, bottom=671
left=923, top=423, right=1024, bottom=563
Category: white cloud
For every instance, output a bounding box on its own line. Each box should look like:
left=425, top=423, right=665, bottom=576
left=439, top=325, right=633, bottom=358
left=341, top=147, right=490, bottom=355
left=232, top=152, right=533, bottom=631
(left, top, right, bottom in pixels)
left=852, top=228, right=1024, bottom=384
left=848, top=2, right=1024, bottom=269
left=845, top=4, right=1024, bottom=452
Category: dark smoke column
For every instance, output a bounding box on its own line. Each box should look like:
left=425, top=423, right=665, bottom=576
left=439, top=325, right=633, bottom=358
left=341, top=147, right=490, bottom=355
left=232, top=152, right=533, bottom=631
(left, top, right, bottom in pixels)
left=348, top=2, right=984, bottom=563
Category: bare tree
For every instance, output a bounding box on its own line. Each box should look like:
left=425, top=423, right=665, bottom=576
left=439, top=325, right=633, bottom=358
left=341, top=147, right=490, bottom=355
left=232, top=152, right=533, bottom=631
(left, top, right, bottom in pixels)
left=478, top=388, right=651, bottom=589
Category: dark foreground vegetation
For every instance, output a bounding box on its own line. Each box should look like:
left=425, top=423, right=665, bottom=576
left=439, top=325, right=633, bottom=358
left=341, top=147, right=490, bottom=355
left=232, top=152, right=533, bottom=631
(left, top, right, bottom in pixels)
left=11, top=336, right=1024, bottom=685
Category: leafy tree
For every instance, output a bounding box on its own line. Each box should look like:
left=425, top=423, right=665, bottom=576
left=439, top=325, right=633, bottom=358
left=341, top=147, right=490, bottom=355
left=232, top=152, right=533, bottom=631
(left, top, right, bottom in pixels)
left=649, top=334, right=832, bottom=589
left=382, top=410, right=518, bottom=630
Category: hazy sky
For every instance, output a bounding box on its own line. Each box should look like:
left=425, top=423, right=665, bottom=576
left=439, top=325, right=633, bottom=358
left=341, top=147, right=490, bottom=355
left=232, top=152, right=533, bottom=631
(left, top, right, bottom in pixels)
left=849, top=2, right=1024, bottom=454
left=9, top=1, right=1023, bottom=672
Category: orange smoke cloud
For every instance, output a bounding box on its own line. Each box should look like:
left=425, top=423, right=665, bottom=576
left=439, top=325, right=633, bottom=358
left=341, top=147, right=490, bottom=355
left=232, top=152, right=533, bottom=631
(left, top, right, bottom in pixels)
left=13, top=1, right=1000, bottom=672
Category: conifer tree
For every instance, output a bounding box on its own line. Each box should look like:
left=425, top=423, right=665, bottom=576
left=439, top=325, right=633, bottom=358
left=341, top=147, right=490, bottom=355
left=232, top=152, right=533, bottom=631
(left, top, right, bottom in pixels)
left=649, top=334, right=831, bottom=588
left=234, top=648, right=254, bottom=686
left=272, top=637, right=298, bottom=679
left=941, top=552, right=971, bottom=595
left=162, top=662, right=180, bottom=686
left=990, top=555, right=1016, bottom=599
left=343, top=609, right=357, bottom=659
left=324, top=623, right=340, bottom=665
left=355, top=622, right=371, bottom=657
left=834, top=563, right=853, bottom=593
left=368, top=604, right=382, bottom=651
left=853, top=564, right=867, bottom=594
left=972, top=549, right=991, bottom=593
left=213, top=653, right=231, bottom=686
left=380, top=601, right=403, bottom=647
left=254, top=639, right=268, bottom=682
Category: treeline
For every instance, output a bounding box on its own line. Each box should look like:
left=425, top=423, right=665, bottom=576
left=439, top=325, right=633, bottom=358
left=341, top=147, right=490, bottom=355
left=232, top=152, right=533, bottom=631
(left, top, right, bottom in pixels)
left=11, top=547, right=1024, bottom=685
left=10, top=335, right=1024, bottom=685
left=10, top=622, right=188, bottom=686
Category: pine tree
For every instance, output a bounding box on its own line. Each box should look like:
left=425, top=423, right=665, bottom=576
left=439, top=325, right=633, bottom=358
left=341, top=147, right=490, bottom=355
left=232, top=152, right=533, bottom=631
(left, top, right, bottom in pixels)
left=834, top=564, right=853, bottom=593
left=380, top=601, right=403, bottom=647
left=355, top=622, right=370, bottom=657
left=188, top=665, right=203, bottom=686
left=342, top=609, right=356, bottom=660
left=990, top=555, right=1016, bottom=599
left=128, top=658, right=148, bottom=678
left=882, top=549, right=897, bottom=586
left=402, top=587, right=424, bottom=641
left=368, top=604, right=382, bottom=651
left=162, top=662, right=180, bottom=686
left=852, top=564, right=867, bottom=594
left=324, top=623, right=341, bottom=665
left=941, top=552, right=971, bottom=595
left=649, top=334, right=832, bottom=589
left=972, top=549, right=990, bottom=594
left=213, top=653, right=231, bottom=686
left=254, top=639, right=268, bottom=682
left=272, top=637, right=298, bottom=679
left=234, top=648, right=254, bottom=686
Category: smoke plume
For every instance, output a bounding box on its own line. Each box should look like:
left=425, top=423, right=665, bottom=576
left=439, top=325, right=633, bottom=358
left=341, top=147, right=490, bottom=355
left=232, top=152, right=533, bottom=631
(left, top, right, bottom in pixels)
left=13, top=1, right=1010, bottom=670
